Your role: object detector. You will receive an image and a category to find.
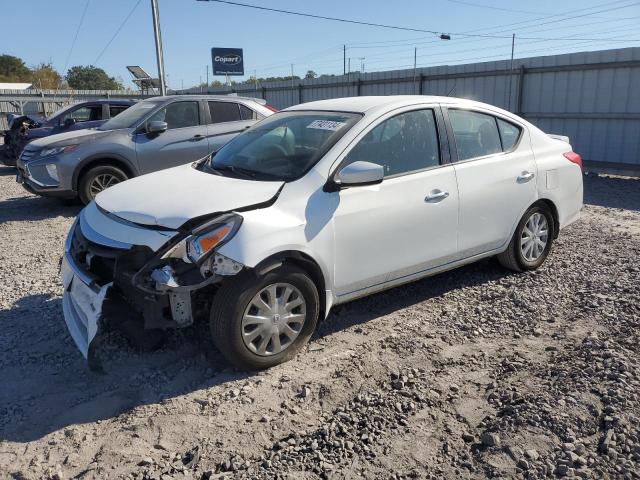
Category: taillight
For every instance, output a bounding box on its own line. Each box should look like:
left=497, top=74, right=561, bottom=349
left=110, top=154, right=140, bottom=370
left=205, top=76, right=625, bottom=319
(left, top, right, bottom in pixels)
left=563, top=151, right=582, bottom=170
left=265, top=104, right=279, bottom=113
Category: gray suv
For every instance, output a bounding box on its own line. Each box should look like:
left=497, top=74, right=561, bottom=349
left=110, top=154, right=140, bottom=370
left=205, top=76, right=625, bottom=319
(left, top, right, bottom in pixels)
left=16, top=95, right=275, bottom=204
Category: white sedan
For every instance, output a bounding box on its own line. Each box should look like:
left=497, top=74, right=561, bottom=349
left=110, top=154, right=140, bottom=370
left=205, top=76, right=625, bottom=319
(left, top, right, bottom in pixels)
left=61, top=96, right=583, bottom=369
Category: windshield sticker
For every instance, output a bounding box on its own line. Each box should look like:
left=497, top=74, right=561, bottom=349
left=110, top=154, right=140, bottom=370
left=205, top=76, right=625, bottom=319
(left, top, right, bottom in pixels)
left=306, top=120, right=346, bottom=131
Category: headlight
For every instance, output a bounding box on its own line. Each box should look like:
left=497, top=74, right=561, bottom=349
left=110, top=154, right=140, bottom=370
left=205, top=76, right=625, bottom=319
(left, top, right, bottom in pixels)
left=45, top=163, right=59, bottom=181
left=38, top=145, right=77, bottom=158
left=163, top=214, right=243, bottom=264
left=187, top=216, right=242, bottom=262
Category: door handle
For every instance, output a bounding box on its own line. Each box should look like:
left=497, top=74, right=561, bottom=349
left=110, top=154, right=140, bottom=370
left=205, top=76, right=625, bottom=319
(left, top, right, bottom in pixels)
left=425, top=190, right=449, bottom=202
left=517, top=171, right=535, bottom=183
left=191, top=134, right=205, bottom=141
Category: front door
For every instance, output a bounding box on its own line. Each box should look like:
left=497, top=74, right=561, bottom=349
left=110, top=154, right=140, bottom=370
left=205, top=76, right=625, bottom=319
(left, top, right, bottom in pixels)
left=331, top=107, right=459, bottom=297
left=446, top=108, right=537, bottom=257
left=134, top=100, right=209, bottom=174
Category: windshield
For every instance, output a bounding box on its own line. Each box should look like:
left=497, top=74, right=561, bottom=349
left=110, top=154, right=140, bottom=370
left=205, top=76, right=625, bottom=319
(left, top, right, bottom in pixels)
left=98, top=100, right=162, bottom=130
left=206, top=111, right=361, bottom=181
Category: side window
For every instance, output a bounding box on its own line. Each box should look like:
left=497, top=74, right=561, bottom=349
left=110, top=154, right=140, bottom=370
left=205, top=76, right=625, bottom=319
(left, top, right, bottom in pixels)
left=64, top=105, right=102, bottom=122
left=238, top=104, right=257, bottom=120
left=109, top=105, right=129, bottom=118
left=448, top=109, right=502, bottom=161
left=497, top=118, right=521, bottom=151
left=148, top=101, right=200, bottom=130
left=209, top=101, right=242, bottom=123
left=343, top=109, right=440, bottom=177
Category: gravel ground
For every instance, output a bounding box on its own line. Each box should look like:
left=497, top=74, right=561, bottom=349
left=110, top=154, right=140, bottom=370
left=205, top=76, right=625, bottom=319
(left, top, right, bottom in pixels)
left=0, top=167, right=639, bottom=480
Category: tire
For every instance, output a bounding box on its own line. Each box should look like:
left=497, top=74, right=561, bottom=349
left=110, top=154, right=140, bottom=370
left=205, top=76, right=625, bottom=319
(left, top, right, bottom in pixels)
left=210, top=264, right=320, bottom=370
left=497, top=204, right=555, bottom=272
left=78, top=165, right=128, bottom=204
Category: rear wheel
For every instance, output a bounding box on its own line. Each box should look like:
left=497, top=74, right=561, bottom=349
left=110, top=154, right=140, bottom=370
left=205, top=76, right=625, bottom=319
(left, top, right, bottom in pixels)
left=78, top=165, right=128, bottom=204
left=210, top=264, right=319, bottom=370
left=498, top=204, right=554, bottom=272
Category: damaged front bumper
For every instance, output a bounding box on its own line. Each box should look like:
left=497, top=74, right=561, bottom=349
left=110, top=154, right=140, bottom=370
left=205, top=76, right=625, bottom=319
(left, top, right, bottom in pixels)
left=60, top=206, right=244, bottom=361
left=60, top=249, right=111, bottom=358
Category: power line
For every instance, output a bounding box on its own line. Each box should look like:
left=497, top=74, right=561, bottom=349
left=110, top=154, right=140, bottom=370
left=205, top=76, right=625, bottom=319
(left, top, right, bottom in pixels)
left=93, top=0, right=143, bottom=65
left=63, top=0, right=90, bottom=73
left=198, top=0, right=640, bottom=40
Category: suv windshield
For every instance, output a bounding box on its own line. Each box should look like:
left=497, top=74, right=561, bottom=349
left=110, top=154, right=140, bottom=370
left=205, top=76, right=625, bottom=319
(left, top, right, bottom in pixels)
left=206, top=111, right=361, bottom=181
left=98, top=100, right=162, bottom=130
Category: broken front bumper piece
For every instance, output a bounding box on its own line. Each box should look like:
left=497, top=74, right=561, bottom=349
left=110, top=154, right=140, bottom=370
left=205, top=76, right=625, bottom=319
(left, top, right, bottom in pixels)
left=60, top=251, right=111, bottom=358
left=60, top=210, right=244, bottom=361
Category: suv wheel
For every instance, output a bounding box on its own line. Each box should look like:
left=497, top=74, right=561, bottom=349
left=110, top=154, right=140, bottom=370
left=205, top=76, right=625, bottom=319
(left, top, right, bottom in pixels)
left=79, top=165, right=128, bottom=204
left=498, top=204, right=555, bottom=272
left=210, top=264, right=320, bottom=370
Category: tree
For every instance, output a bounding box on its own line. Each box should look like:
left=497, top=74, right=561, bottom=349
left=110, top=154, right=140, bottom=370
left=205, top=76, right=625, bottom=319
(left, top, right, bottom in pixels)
left=66, top=65, right=123, bottom=90
left=305, top=70, right=317, bottom=79
left=0, top=54, right=31, bottom=82
left=30, top=63, right=61, bottom=89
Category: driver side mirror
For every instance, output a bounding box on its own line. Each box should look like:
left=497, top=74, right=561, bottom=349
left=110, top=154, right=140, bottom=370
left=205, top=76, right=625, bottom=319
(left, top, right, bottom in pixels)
left=63, top=118, right=76, bottom=128
left=325, top=161, right=384, bottom=192
left=147, top=120, right=168, bottom=135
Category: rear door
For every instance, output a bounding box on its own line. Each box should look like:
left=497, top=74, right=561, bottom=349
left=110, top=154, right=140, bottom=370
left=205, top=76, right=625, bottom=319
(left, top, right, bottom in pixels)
left=54, top=103, right=104, bottom=133
left=134, top=100, right=209, bottom=174
left=206, top=101, right=256, bottom=153
left=444, top=107, right=537, bottom=257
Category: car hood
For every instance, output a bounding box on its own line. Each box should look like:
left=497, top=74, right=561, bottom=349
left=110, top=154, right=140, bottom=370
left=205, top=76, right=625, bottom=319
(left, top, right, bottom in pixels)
left=95, top=163, right=284, bottom=230
left=29, top=127, right=119, bottom=148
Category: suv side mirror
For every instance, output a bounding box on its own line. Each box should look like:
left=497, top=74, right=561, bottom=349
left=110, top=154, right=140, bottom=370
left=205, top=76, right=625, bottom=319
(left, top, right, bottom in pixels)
left=63, top=118, right=76, bottom=128
left=325, top=161, right=384, bottom=192
left=147, top=121, right=168, bottom=134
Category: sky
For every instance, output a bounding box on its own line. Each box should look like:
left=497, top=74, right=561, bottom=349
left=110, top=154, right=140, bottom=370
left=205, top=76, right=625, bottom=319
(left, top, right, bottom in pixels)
left=2, top=0, right=639, bottom=90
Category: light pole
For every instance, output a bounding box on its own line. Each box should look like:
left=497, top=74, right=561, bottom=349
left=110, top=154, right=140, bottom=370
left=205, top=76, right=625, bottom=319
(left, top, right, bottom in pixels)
left=150, top=0, right=167, bottom=96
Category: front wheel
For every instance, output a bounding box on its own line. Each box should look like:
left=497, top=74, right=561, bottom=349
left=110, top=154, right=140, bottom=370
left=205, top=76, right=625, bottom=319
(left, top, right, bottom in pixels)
left=210, top=264, right=319, bottom=370
left=78, top=165, right=128, bottom=204
left=498, top=204, right=555, bottom=272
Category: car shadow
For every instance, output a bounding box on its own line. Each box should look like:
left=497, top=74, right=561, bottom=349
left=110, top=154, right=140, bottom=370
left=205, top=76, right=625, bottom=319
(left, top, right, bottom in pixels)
left=0, top=259, right=507, bottom=443
left=315, top=257, right=506, bottom=339
left=0, top=165, right=16, bottom=176
left=0, top=191, right=80, bottom=222
left=0, top=293, right=251, bottom=443
left=583, top=173, right=640, bottom=212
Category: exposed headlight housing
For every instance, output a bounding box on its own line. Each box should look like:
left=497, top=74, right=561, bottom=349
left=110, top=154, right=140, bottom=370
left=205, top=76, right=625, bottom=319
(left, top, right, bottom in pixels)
left=163, top=214, right=243, bottom=264
left=38, top=144, right=77, bottom=158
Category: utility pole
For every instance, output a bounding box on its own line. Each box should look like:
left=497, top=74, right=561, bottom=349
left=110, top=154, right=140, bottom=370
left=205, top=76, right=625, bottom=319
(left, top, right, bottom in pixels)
left=150, top=0, right=167, bottom=96
left=291, top=64, right=295, bottom=105
left=206, top=65, right=209, bottom=92
left=507, top=33, right=515, bottom=111
left=343, top=45, right=346, bottom=76
left=254, top=69, right=258, bottom=95
left=413, top=47, right=417, bottom=94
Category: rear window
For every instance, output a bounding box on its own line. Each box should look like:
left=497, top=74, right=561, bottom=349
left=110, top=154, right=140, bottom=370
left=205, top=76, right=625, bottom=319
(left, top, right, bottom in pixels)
left=239, top=104, right=257, bottom=120
left=209, top=101, right=242, bottom=123
left=448, top=109, right=502, bottom=161
left=497, top=118, right=522, bottom=151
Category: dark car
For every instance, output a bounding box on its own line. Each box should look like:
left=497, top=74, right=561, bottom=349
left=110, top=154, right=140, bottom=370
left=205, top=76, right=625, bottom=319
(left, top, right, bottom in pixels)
left=3, top=99, right=134, bottom=165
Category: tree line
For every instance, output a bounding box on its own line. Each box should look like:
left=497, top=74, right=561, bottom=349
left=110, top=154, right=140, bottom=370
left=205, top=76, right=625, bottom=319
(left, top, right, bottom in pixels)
left=0, top=54, right=124, bottom=90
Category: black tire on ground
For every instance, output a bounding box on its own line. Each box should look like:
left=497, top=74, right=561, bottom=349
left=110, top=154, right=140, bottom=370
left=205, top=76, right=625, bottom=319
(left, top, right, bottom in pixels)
left=497, top=204, right=555, bottom=272
left=210, top=264, right=320, bottom=370
left=78, top=164, right=128, bottom=204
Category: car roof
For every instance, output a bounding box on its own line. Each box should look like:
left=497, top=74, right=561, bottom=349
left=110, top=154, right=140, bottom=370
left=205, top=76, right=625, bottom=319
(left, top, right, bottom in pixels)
left=284, top=95, right=494, bottom=114
left=78, top=99, right=135, bottom=105
left=151, top=94, right=266, bottom=104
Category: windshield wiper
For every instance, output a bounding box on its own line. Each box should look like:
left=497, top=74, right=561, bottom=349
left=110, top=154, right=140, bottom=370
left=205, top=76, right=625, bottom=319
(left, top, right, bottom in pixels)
left=209, top=164, right=259, bottom=179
